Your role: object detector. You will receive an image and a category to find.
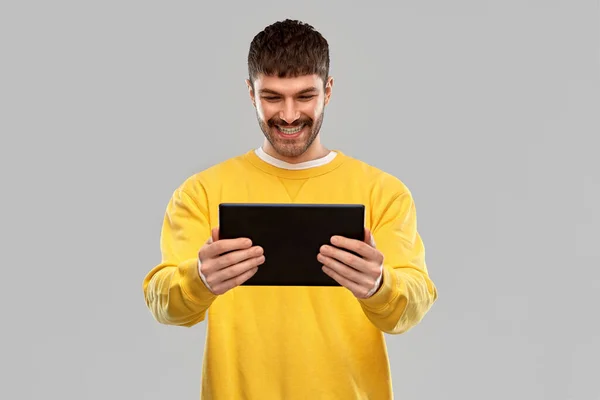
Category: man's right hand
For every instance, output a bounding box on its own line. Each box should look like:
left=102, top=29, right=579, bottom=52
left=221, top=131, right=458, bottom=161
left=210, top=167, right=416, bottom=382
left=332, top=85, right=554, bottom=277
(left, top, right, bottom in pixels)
left=198, top=227, right=264, bottom=295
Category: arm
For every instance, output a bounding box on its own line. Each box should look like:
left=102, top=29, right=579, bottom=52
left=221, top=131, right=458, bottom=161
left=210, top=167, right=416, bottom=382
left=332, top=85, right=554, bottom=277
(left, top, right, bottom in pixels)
left=357, top=189, right=438, bottom=334
left=142, top=183, right=217, bottom=327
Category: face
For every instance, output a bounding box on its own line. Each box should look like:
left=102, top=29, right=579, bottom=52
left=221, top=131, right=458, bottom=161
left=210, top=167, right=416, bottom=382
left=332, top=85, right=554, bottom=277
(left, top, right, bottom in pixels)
left=247, top=73, right=333, bottom=161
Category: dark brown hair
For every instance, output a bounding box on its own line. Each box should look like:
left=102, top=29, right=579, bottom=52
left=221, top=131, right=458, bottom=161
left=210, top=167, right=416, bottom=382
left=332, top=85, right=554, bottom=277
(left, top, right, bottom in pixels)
left=247, top=19, right=330, bottom=88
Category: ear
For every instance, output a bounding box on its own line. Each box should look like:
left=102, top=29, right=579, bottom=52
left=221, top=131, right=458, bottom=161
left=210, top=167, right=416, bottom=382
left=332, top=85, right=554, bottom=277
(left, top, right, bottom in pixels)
left=324, top=76, right=334, bottom=105
left=245, top=78, right=256, bottom=107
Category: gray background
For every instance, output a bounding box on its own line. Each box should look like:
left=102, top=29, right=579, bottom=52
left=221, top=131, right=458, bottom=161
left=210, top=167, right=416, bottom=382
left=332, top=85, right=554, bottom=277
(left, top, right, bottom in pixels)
left=1, top=1, right=598, bottom=399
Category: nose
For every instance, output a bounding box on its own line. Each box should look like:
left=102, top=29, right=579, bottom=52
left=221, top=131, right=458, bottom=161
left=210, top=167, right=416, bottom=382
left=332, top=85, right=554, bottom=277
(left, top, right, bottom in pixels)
left=279, top=100, right=300, bottom=124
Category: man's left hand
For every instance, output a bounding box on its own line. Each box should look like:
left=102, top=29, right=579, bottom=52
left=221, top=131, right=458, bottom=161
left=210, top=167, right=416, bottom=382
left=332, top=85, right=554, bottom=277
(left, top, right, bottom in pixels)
left=317, top=228, right=384, bottom=299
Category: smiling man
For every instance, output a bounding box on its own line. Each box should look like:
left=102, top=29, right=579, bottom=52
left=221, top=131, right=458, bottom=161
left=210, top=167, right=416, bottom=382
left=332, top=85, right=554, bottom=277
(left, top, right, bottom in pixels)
left=249, top=73, right=330, bottom=163
left=142, top=19, right=438, bottom=399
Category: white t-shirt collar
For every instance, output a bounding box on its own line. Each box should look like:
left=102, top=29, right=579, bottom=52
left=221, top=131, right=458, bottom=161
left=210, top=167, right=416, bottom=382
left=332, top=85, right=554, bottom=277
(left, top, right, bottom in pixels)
left=254, top=147, right=337, bottom=170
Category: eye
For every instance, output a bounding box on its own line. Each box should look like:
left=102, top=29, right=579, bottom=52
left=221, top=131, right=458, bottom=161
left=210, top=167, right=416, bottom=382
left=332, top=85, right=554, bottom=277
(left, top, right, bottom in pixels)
left=298, top=95, right=315, bottom=101
left=262, top=96, right=280, bottom=102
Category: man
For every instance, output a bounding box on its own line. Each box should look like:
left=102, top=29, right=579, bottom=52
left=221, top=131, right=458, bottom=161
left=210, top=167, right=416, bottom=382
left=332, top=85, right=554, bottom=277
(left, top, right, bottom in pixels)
left=143, top=19, right=438, bottom=399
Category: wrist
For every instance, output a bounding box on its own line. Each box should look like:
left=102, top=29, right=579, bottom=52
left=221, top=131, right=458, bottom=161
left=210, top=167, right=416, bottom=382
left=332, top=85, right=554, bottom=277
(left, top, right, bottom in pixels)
left=197, top=259, right=214, bottom=293
left=365, top=264, right=383, bottom=298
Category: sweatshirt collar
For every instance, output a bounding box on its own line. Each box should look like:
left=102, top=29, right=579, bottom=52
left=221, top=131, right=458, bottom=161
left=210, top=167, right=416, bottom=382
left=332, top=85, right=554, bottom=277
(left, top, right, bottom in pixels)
left=243, top=147, right=347, bottom=179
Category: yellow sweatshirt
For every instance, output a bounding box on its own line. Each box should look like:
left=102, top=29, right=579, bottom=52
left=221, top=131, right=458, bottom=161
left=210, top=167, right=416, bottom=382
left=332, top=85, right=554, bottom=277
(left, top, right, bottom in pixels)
left=142, top=148, right=438, bottom=399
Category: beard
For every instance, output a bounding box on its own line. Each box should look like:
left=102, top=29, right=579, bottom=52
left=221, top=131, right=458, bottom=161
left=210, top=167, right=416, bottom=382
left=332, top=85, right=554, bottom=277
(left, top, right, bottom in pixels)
left=256, top=108, right=325, bottom=158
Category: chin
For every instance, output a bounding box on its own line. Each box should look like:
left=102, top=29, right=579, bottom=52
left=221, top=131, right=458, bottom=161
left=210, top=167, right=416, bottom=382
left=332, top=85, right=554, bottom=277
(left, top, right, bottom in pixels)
left=271, top=142, right=309, bottom=158
left=259, top=120, right=319, bottom=158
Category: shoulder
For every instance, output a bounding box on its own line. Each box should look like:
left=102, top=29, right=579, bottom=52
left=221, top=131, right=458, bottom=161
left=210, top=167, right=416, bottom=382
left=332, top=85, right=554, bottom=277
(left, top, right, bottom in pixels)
left=339, top=152, right=419, bottom=226
left=172, top=151, right=251, bottom=198
left=339, top=151, right=412, bottom=199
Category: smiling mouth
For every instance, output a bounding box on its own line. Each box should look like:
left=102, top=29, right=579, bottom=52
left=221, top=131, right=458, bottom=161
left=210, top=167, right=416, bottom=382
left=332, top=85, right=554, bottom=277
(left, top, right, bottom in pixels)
left=276, top=124, right=305, bottom=135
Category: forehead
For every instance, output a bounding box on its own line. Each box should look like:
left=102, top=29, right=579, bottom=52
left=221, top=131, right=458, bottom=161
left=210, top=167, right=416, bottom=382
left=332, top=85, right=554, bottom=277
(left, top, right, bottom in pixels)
left=254, top=74, right=323, bottom=95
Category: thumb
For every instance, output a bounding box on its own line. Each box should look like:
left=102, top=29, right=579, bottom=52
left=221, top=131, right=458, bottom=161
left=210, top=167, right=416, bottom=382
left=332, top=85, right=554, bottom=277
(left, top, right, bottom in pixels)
left=364, top=228, right=376, bottom=247
left=207, top=227, right=219, bottom=244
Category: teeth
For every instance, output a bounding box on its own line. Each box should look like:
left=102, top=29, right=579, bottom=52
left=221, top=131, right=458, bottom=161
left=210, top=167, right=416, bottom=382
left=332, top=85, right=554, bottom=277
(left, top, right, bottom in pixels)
left=277, top=124, right=304, bottom=134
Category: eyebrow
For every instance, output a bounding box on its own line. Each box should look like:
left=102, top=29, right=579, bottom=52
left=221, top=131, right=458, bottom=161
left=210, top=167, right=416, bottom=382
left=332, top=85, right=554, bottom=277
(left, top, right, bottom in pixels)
left=258, top=87, right=319, bottom=96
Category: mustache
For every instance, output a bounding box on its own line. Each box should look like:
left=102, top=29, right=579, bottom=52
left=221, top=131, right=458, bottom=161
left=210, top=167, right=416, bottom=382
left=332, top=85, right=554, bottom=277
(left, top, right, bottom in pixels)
left=268, top=117, right=312, bottom=127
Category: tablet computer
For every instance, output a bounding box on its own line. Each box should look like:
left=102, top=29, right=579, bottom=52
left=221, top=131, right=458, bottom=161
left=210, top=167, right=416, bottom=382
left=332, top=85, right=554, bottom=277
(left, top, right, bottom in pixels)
left=218, top=203, right=365, bottom=286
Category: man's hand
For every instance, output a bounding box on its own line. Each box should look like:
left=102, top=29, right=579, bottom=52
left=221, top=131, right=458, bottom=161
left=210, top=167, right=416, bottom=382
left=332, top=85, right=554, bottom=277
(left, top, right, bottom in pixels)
left=198, top=227, right=265, bottom=295
left=317, top=228, right=384, bottom=299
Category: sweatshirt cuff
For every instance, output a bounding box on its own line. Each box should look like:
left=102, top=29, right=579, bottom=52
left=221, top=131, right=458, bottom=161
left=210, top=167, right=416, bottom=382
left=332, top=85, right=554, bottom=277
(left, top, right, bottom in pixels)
left=178, top=258, right=217, bottom=304
left=359, top=264, right=398, bottom=310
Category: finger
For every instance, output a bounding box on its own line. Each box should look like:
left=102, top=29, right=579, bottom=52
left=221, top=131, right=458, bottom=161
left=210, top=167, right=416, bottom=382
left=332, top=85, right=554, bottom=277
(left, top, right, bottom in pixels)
left=317, top=253, right=370, bottom=287
left=319, top=244, right=370, bottom=272
left=204, top=237, right=253, bottom=258
left=211, top=227, right=219, bottom=243
left=331, top=235, right=379, bottom=260
left=209, top=256, right=264, bottom=294
left=364, top=228, right=376, bottom=247
left=214, top=266, right=259, bottom=295
left=214, top=246, right=263, bottom=270
left=322, top=265, right=370, bottom=299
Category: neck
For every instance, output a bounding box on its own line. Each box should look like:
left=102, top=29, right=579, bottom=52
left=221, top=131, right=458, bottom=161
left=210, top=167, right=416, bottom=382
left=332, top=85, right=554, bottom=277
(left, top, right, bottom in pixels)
left=261, top=138, right=330, bottom=164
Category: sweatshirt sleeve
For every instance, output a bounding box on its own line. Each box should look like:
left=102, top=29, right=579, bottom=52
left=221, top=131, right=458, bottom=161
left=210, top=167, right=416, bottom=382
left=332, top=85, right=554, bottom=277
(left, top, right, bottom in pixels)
left=358, top=188, right=438, bottom=334
left=142, top=182, right=217, bottom=327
